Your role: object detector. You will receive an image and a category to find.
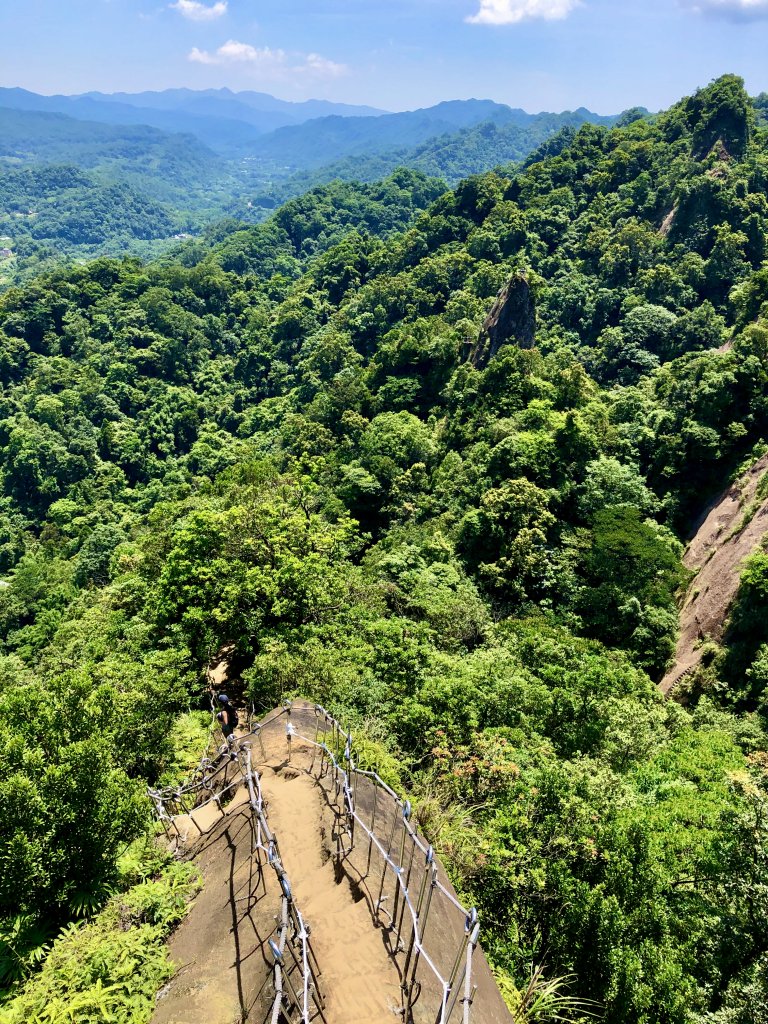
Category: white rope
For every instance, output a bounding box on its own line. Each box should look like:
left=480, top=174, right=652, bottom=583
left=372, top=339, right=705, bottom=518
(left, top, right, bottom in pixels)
left=148, top=701, right=478, bottom=1023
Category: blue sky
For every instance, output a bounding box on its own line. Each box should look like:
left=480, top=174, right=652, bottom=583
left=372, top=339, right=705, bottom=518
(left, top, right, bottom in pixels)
left=1, top=0, right=767, bottom=113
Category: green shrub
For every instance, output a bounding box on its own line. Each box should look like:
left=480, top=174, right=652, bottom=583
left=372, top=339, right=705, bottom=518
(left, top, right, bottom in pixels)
left=0, top=861, right=200, bottom=1024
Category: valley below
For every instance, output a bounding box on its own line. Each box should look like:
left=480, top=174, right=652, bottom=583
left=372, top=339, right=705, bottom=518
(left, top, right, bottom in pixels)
left=1, top=71, right=768, bottom=1024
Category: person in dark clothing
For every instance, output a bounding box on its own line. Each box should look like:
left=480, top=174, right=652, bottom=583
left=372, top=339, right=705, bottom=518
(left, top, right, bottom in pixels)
left=216, top=693, right=238, bottom=749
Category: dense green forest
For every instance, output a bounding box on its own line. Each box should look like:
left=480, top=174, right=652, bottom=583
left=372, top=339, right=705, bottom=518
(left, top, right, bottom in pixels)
left=2, top=74, right=768, bottom=1024
left=248, top=107, right=623, bottom=209
left=0, top=165, right=189, bottom=286
left=0, top=107, right=241, bottom=287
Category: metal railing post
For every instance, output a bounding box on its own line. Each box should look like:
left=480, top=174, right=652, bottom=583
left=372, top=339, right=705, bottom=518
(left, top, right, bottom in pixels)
left=395, top=832, right=418, bottom=946
left=406, top=861, right=438, bottom=1014
left=285, top=700, right=293, bottom=763
left=366, top=778, right=379, bottom=877
left=402, top=845, right=434, bottom=987
left=390, top=801, right=411, bottom=942
left=376, top=800, right=402, bottom=924
left=443, top=909, right=478, bottom=1021
left=462, top=921, right=480, bottom=1024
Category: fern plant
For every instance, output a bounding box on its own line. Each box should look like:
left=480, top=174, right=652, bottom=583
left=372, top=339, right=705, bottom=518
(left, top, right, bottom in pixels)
left=0, top=861, right=200, bottom=1024
left=497, top=964, right=601, bottom=1024
left=0, top=915, right=51, bottom=988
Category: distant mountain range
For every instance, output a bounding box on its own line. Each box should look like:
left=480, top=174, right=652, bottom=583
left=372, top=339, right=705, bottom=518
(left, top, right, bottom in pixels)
left=0, top=87, right=384, bottom=154
left=0, top=87, right=617, bottom=165
left=0, top=84, right=629, bottom=285
left=250, top=100, right=521, bottom=168
left=80, top=87, right=385, bottom=123
left=262, top=114, right=614, bottom=207
left=253, top=105, right=620, bottom=185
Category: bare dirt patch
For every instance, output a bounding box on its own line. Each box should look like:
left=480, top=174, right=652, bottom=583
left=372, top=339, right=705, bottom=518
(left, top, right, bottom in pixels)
left=659, top=205, right=677, bottom=236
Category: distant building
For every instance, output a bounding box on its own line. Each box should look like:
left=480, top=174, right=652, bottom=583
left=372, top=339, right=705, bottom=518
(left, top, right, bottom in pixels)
left=0, top=248, right=13, bottom=259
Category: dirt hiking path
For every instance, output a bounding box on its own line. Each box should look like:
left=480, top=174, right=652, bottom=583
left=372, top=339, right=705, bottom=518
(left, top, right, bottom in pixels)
left=152, top=744, right=402, bottom=1024
left=260, top=762, right=402, bottom=1023
left=661, top=452, right=768, bottom=694
left=151, top=795, right=280, bottom=1024
left=151, top=709, right=512, bottom=1024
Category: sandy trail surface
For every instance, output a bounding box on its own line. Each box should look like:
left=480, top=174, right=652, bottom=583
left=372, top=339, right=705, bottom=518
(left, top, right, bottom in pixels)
left=661, top=452, right=768, bottom=694
left=260, top=760, right=403, bottom=1024
left=151, top=710, right=512, bottom=1023
left=152, top=735, right=402, bottom=1024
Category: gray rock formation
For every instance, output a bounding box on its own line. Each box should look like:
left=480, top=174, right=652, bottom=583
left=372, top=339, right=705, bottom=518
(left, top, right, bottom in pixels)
left=468, top=272, right=535, bottom=369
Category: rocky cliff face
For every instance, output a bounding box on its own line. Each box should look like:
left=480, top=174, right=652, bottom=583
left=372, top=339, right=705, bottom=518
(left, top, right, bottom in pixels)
left=468, top=272, right=535, bottom=369
left=660, top=452, right=768, bottom=697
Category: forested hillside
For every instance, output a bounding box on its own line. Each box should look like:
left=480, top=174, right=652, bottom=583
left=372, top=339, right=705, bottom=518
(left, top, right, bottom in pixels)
left=252, top=107, right=624, bottom=206
left=0, top=91, right=619, bottom=287
left=245, top=99, right=538, bottom=167
left=0, top=165, right=193, bottom=289
left=0, top=107, right=241, bottom=286
left=0, top=108, right=222, bottom=192
left=1, top=74, right=768, bottom=1024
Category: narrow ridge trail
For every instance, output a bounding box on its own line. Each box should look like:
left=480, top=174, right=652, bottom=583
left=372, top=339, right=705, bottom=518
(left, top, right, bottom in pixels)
left=151, top=792, right=279, bottom=1024
left=259, top=762, right=403, bottom=1024
left=148, top=707, right=513, bottom=1023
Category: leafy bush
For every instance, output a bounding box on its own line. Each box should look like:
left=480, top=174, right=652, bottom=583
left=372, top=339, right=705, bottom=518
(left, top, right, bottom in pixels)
left=0, top=860, right=200, bottom=1023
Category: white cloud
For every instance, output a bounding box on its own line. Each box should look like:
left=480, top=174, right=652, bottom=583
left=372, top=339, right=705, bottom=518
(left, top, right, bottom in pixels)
left=170, top=0, right=227, bottom=22
left=680, top=0, right=768, bottom=17
left=467, top=0, right=579, bottom=24
left=299, top=53, right=348, bottom=79
left=189, top=40, right=285, bottom=66
left=188, top=40, right=348, bottom=78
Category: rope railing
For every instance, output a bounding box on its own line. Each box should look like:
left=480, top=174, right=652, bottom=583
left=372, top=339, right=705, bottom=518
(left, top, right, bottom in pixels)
left=280, top=702, right=480, bottom=1024
left=146, top=744, right=242, bottom=840
left=148, top=700, right=481, bottom=1024
left=240, top=743, right=326, bottom=1024
left=147, top=721, right=325, bottom=1024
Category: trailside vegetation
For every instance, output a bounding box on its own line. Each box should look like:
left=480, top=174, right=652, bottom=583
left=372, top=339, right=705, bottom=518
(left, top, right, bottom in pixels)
left=1, top=75, right=768, bottom=1023
left=0, top=852, right=201, bottom=1023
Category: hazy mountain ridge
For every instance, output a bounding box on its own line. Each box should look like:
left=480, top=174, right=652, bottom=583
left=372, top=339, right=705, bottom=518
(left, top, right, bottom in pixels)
left=79, top=87, right=386, bottom=121
left=0, top=87, right=269, bottom=153
left=263, top=107, right=624, bottom=203
left=245, top=100, right=520, bottom=168
left=0, top=87, right=626, bottom=285
left=0, top=86, right=615, bottom=161
left=0, top=106, right=221, bottom=183
left=0, top=86, right=385, bottom=154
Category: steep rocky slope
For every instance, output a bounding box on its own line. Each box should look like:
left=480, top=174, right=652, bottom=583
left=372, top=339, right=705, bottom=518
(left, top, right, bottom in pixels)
left=661, top=452, right=768, bottom=694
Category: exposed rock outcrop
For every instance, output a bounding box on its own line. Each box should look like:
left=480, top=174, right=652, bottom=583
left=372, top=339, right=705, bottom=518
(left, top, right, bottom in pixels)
left=660, top=452, right=768, bottom=696
left=469, top=271, right=535, bottom=369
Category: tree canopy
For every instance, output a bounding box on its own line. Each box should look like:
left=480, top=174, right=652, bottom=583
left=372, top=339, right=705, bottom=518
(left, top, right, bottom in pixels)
left=1, top=74, right=768, bottom=1024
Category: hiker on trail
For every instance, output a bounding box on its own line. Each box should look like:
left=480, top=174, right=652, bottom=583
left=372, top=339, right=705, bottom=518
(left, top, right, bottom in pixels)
left=216, top=693, right=238, bottom=750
